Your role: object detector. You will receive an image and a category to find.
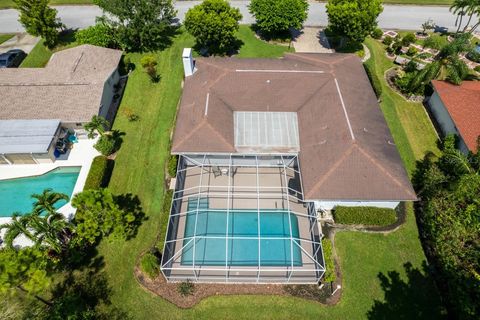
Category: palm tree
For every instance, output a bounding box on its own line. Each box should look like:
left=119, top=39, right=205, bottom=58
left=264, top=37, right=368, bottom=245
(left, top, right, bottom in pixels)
left=84, top=115, right=110, bottom=139
left=451, top=0, right=469, bottom=33
left=407, top=36, right=472, bottom=92
left=31, top=189, right=69, bottom=215
left=0, top=213, right=36, bottom=248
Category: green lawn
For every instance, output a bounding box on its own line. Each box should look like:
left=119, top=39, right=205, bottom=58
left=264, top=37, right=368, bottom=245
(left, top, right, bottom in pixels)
left=93, top=26, right=445, bottom=319
left=0, top=34, right=14, bottom=45
left=364, top=38, right=440, bottom=173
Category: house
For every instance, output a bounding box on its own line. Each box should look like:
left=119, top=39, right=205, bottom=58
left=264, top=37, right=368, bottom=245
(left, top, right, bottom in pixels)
left=160, top=50, right=416, bottom=284
left=428, top=80, right=480, bottom=153
left=0, top=45, right=123, bottom=165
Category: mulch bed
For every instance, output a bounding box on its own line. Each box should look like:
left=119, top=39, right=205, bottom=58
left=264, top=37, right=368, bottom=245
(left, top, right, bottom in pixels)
left=134, top=265, right=341, bottom=308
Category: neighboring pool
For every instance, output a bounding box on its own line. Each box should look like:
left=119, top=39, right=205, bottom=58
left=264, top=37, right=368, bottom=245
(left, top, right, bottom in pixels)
left=0, top=167, right=80, bottom=217
left=181, top=198, right=302, bottom=267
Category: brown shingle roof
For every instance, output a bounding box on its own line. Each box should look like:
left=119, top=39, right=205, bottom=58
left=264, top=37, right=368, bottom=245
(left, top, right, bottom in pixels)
left=172, top=53, right=416, bottom=201
left=431, top=80, right=480, bottom=152
left=0, top=45, right=122, bottom=122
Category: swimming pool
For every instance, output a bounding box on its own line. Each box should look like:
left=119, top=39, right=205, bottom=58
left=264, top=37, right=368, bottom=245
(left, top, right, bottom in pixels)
left=0, top=167, right=80, bottom=217
left=181, top=198, right=303, bottom=267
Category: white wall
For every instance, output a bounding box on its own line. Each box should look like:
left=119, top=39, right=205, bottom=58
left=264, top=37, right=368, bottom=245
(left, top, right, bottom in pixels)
left=428, top=91, right=469, bottom=153
left=314, top=200, right=400, bottom=211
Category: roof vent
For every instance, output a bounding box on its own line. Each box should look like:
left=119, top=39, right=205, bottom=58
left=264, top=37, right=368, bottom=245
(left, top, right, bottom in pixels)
left=182, top=48, right=196, bottom=77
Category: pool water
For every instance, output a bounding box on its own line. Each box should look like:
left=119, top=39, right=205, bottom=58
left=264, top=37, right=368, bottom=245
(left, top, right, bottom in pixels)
left=181, top=198, right=303, bottom=266
left=0, top=167, right=80, bottom=217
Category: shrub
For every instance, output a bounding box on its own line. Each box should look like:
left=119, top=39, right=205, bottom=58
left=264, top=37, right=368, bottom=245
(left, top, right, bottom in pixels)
left=184, top=0, right=242, bottom=55
left=474, top=65, right=480, bottom=72
left=321, top=238, right=336, bottom=282
left=177, top=280, right=195, bottom=296
left=140, top=55, right=159, bottom=82
left=401, top=32, right=416, bottom=46
left=121, top=107, right=139, bottom=122
left=140, top=252, right=159, bottom=279
left=466, top=49, right=480, bottom=63
left=76, top=23, right=117, bottom=48
left=168, top=155, right=178, bottom=177
left=94, top=135, right=116, bottom=156
left=382, top=35, right=393, bottom=46
left=371, top=27, right=383, bottom=39
left=406, top=46, right=418, bottom=57
left=249, top=0, right=308, bottom=37
left=84, top=156, right=114, bottom=190
left=333, top=206, right=397, bottom=226
left=404, top=60, right=418, bottom=73
left=363, top=62, right=382, bottom=98
left=423, top=34, right=448, bottom=50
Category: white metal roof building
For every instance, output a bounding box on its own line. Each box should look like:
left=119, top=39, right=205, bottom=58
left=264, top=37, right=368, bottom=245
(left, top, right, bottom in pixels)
left=0, top=119, right=60, bottom=165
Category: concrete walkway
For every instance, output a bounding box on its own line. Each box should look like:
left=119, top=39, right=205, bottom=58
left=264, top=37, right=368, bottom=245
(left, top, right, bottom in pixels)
left=0, top=34, right=39, bottom=54
left=292, top=27, right=333, bottom=53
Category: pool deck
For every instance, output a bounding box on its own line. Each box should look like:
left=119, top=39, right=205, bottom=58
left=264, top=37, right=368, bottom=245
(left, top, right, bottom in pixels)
left=0, top=137, right=99, bottom=243
left=163, top=166, right=323, bottom=283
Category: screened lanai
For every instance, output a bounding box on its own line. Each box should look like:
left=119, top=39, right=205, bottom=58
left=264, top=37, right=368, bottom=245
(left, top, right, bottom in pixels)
left=161, top=154, right=325, bottom=283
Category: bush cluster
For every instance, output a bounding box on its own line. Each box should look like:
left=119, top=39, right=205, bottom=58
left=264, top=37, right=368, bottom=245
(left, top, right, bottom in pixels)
left=168, top=155, right=178, bottom=177
left=371, top=28, right=383, bottom=40
left=321, top=238, right=336, bottom=283
left=140, top=252, right=160, bottom=279
left=84, top=156, right=114, bottom=190
left=333, top=206, right=397, bottom=226
left=177, top=280, right=195, bottom=296
left=363, top=62, right=383, bottom=98
left=76, top=23, right=117, bottom=48
left=94, top=135, right=117, bottom=156
left=401, top=32, right=416, bottom=46
left=382, top=35, right=393, bottom=46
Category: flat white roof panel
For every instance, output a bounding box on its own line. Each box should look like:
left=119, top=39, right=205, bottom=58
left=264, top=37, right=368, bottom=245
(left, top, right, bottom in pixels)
left=234, top=112, right=299, bottom=153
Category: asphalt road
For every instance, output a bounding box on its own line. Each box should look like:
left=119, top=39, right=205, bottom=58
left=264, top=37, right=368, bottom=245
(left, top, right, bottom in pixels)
left=0, top=1, right=458, bottom=33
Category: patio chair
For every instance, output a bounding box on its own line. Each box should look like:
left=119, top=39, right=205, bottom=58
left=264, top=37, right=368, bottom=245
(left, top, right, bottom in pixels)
left=212, top=166, right=222, bottom=178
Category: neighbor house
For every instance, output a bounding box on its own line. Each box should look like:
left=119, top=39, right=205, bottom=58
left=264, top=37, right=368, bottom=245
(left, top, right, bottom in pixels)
left=160, top=50, right=416, bottom=284
left=0, top=45, right=123, bottom=164
left=428, top=80, right=480, bottom=153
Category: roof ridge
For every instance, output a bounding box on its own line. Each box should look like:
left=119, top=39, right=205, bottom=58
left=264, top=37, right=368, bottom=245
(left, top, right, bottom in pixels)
left=295, top=76, right=332, bottom=113
left=355, top=145, right=417, bottom=198
left=305, top=144, right=356, bottom=198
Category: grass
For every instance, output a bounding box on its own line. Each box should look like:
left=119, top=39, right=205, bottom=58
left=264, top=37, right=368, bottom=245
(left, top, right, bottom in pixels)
left=91, top=25, right=446, bottom=319
left=364, top=37, right=440, bottom=173
left=0, top=34, right=14, bottom=45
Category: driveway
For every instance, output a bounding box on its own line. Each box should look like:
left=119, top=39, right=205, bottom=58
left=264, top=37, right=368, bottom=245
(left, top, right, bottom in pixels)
left=0, top=34, right=39, bottom=54
left=0, top=2, right=459, bottom=33
left=292, top=27, right=333, bottom=53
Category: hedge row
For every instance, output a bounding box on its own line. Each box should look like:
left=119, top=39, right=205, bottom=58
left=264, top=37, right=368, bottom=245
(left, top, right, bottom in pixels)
left=84, top=156, right=114, bottom=190
left=321, top=238, right=336, bottom=283
left=333, top=206, right=397, bottom=226
left=363, top=62, right=383, bottom=98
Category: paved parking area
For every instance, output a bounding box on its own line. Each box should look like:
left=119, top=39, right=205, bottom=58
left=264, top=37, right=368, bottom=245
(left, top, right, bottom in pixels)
left=0, top=33, right=39, bottom=54
left=292, top=27, right=333, bottom=53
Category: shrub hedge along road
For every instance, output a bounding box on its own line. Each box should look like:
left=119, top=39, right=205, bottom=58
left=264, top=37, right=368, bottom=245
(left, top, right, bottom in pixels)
left=333, top=206, right=397, bottom=226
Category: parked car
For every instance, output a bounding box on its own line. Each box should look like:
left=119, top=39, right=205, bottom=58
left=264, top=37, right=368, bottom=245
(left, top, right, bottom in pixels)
left=0, top=49, right=27, bottom=68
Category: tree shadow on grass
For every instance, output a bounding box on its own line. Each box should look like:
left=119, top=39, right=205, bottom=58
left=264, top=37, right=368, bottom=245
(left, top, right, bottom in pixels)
left=367, top=261, right=447, bottom=320
left=114, top=193, right=147, bottom=241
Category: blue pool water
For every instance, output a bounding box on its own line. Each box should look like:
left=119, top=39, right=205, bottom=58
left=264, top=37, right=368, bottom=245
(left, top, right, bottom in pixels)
left=181, top=198, right=302, bottom=266
left=0, top=167, right=80, bottom=217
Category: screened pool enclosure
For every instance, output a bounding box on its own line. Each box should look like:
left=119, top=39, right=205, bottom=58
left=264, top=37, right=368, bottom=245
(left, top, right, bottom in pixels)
left=161, top=154, right=325, bottom=283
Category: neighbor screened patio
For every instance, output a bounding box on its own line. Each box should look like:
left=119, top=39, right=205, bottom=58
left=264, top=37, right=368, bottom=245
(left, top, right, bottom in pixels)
left=161, top=154, right=325, bottom=284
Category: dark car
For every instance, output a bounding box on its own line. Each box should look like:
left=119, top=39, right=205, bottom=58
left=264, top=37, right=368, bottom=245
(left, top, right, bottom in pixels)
left=0, top=49, right=27, bottom=68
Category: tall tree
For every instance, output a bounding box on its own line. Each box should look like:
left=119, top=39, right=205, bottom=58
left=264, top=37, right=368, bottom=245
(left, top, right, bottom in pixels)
left=326, top=0, right=383, bottom=43
left=31, top=189, right=69, bottom=215
left=249, top=0, right=309, bottom=37
left=13, top=0, right=63, bottom=48
left=94, top=0, right=177, bottom=52
left=413, top=135, right=480, bottom=318
left=184, top=0, right=242, bottom=55
left=450, top=0, right=480, bottom=33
